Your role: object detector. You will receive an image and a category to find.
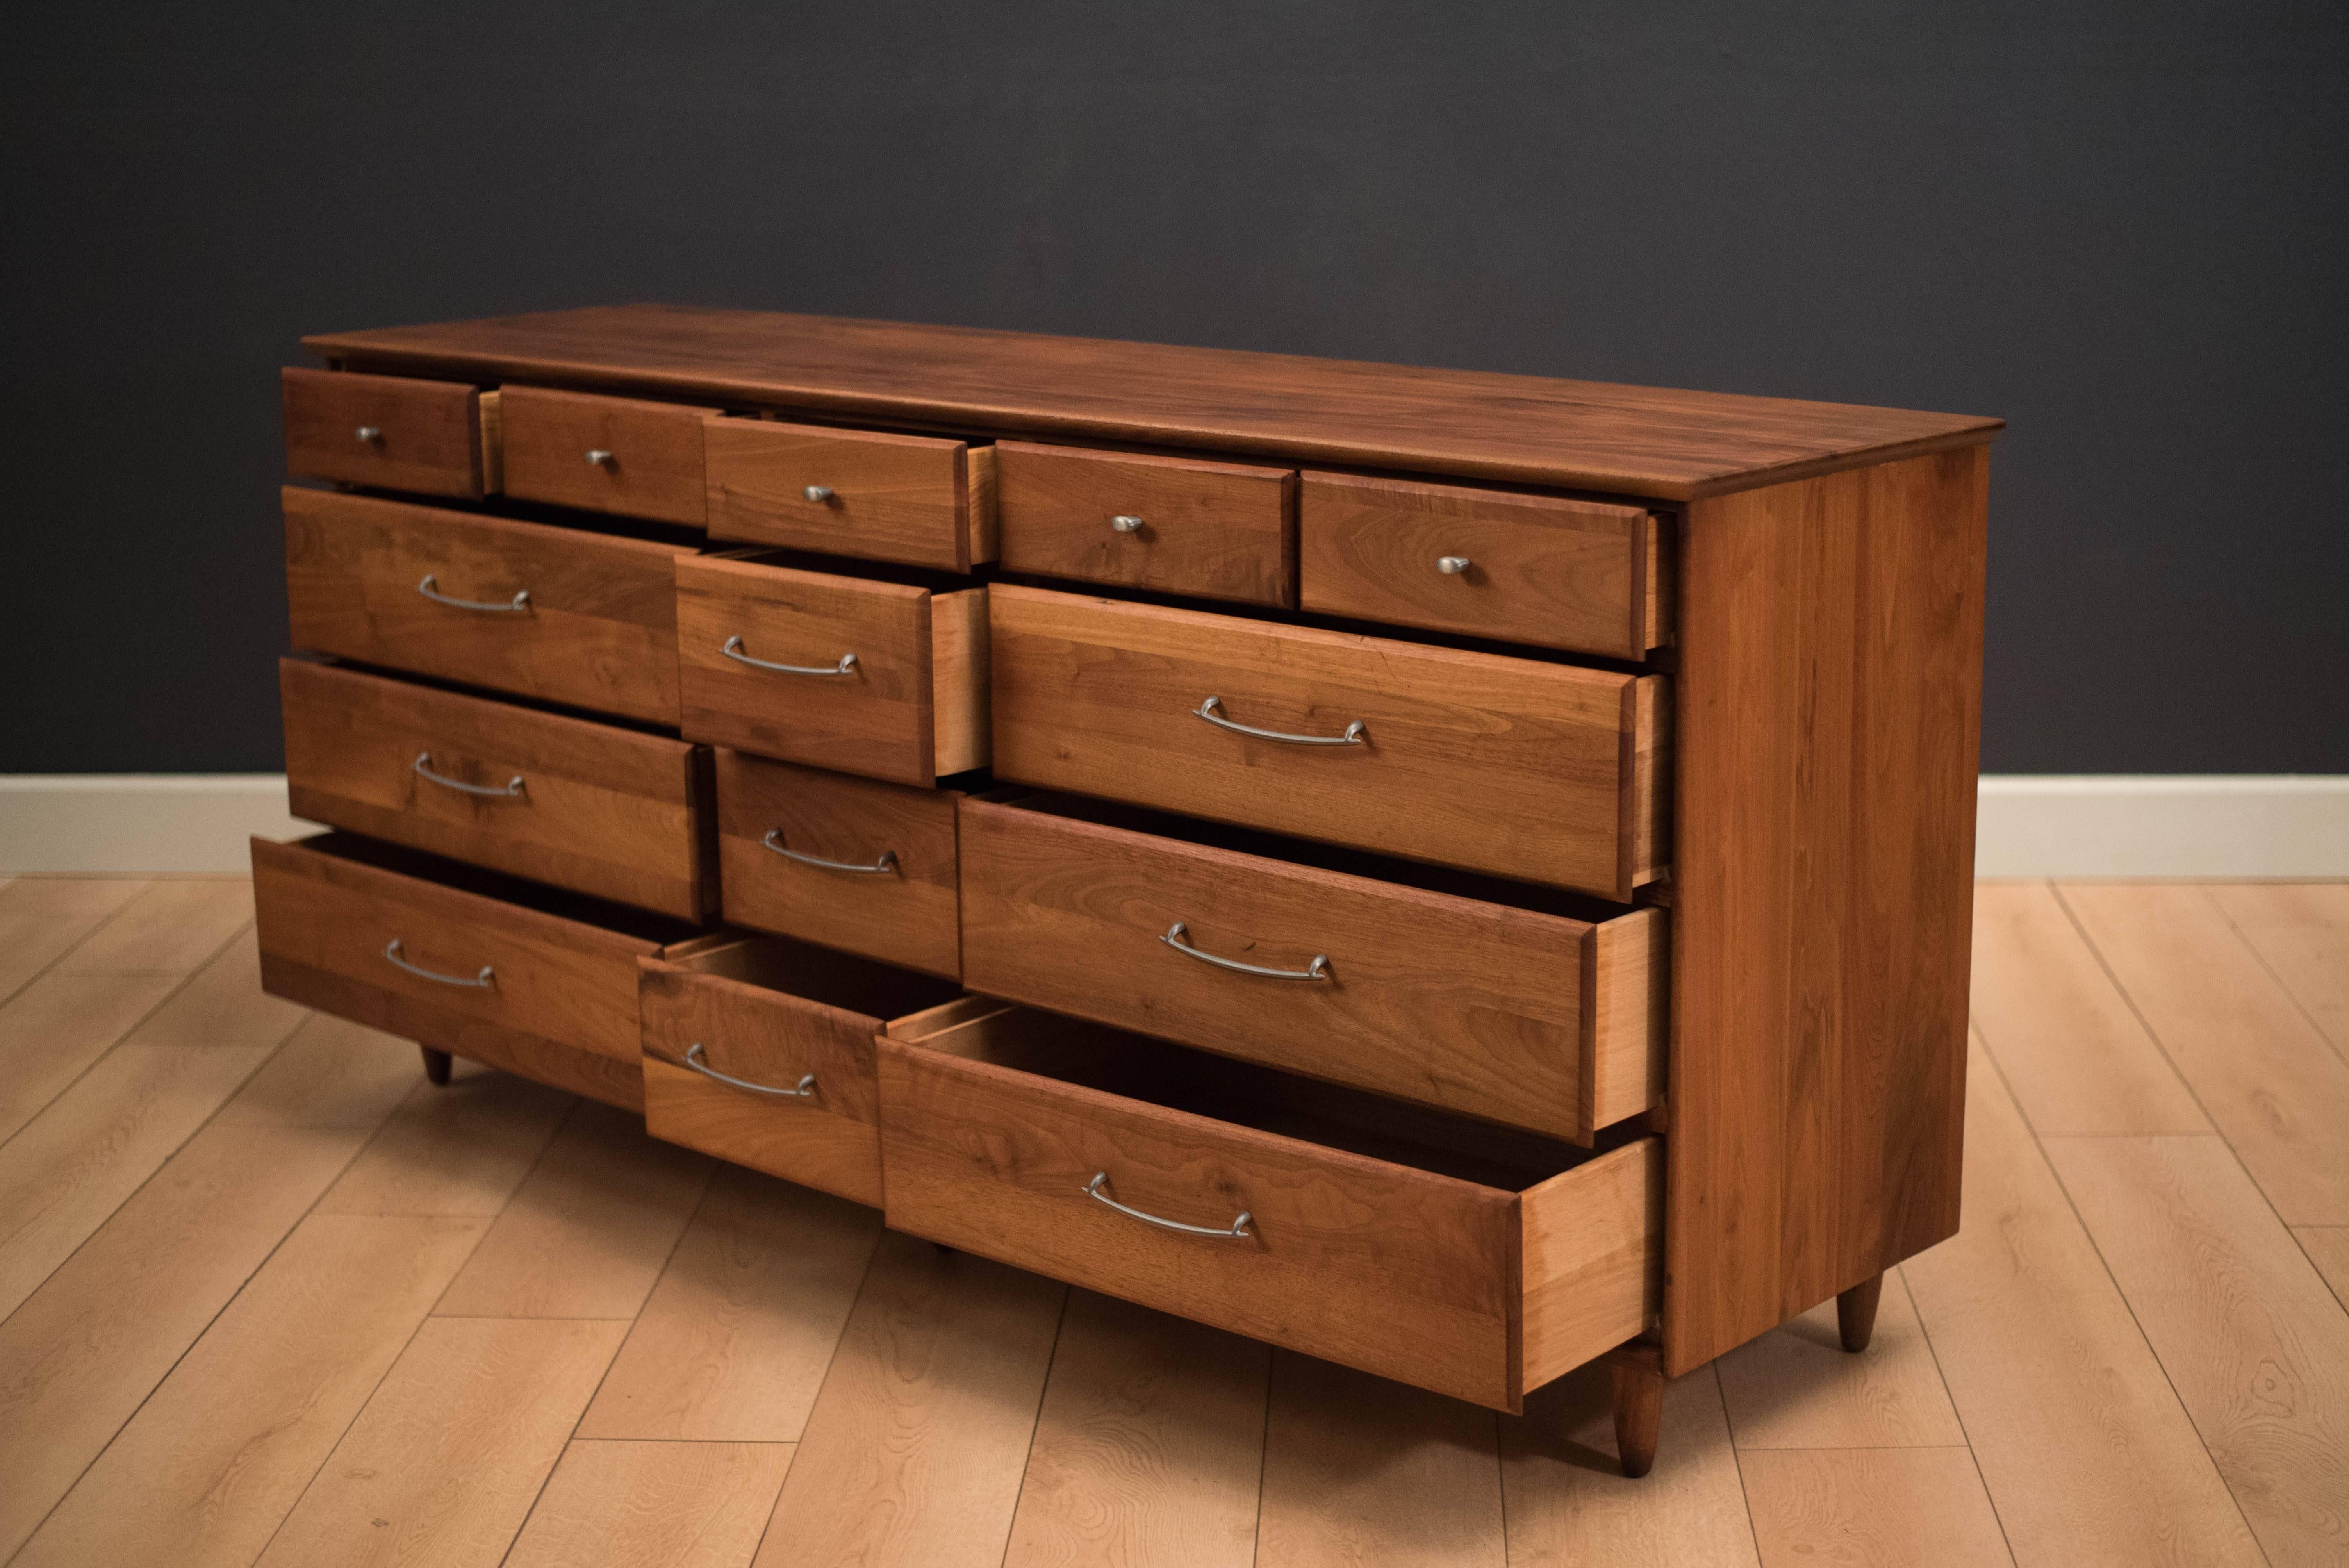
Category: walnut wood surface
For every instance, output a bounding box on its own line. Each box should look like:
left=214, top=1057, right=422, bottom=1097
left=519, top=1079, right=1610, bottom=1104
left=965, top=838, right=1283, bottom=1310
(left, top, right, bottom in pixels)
left=305, top=305, right=2002, bottom=501
left=1586, top=907, right=1671, bottom=1133
left=1666, top=447, right=1987, bottom=1375
left=988, top=585, right=1658, bottom=900
left=280, top=659, right=712, bottom=919
left=498, top=386, right=715, bottom=527
left=1299, top=472, right=1658, bottom=658
left=714, top=750, right=962, bottom=978
left=282, top=487, right=691, bottom=726
left=1519, top=1142, right=1663, bottom=1391
left=994, top=442, right=1296, bottom=608
left=704, top=417, right=987, bottom=571
left=281, top=367, right=484, bottom=499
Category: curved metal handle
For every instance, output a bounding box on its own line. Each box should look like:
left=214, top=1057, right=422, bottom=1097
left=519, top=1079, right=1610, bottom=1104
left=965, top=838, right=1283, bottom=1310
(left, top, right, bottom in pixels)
left=1110, top=514, right=1145, bottom=534
left=382, top=938, right=493, bottom=988
left=1161, top=922, right=1330, bottom=981
left=585, top=448, right=614, bottom=467
left=1193, top=695, right=1366, bottom=746
left=761, top=828, right=896, bottom=875
left=1436, top=555, right=1473, bottom=575
left=355, top=425, right=382, bottom=444
left=803, top=485, right=834, bottom=503
left=673, top=1042, right=815, bottom=1097
left=721, top=635, right=858, bottom=676
left=1082, top=1172, right=1251, bottom=1238
left=417, top=575, right=530, bottom=614
left=414, top=753, right=525, bottom=799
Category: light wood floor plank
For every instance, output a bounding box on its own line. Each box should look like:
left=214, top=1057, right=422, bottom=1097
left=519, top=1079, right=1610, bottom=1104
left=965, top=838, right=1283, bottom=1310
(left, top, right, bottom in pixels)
left=124, top=926, right=307, bottom=1047
left=1969, top=882, right=2208, bottom=1134
left=435, top=1099, right=713, bottom=1319
left=504, top=1439, right=795, bottom=1568
left=0, top=1042, right=271, bottom=1316
left=314, top=1059, right=571, bottom=1216
left=2045, top=1133, right=2349, bottom=1566
left=214, top=1010, right=422, bottom=1129
left=1900, top=1042, right=2261, bottom=1566
left=2209, top=883, right=2349, bottom=1060
left=54, top=879, right=253, bottom=976
left=1256, top=1350, right=1506, bottom=1568
left=1500, top=1361, right=1760, bottom=1568
left=752, top=1231, right=1066, bottom=1568
left=2064, top=882, right=2349, bottom=1224
left=2298, top=1227, right=2349, bottom=1311
left=579, top=1164, right=882, bottom=1442
left=1716, top=1265, right=1965, bottom=1449
left=0, top=878, right=149, bottom=1004
left=1001, top=1289, right=1268, bottom=1568
left=253, top=1315, right=628, bottom=1568
left=1740, top=1448, right=2013, bottom=1568
left=0, top=970, right=180, bottom=1143
left=0, top=1123, right=369, bottom=1561
left=15, top=1211, right=488, bottom=1568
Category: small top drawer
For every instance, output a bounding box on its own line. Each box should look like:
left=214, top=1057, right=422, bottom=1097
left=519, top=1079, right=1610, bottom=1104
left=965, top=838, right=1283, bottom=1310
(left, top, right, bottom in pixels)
left=283, top=368, right=489, bottom=498
left=706, top=419, right=997, bottom=572
left=501, top=387, right=717, bottom=527
left=1300, top=473, right=1671, bottom=659
left=995, top=442, right=1295, bottom=608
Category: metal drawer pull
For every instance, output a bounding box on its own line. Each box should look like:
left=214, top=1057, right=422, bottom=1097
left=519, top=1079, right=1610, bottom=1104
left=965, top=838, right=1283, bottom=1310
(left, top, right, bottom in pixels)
left=1436, top=555, right=1472, bottom=574
left=803, top=485, right=834, bottom=503
left=1193, top=695, right=1366, bottom=746
left=1110, top=514, right=1145, bottom=533
left=414, top=753, right=525, bottom=798
left=417, top=575, right=531, bottom=614
left=355, top=425, right=382, bottom=444
left=1161, top=921, right=1330, bottom=981
left=761, top=829, right=897, bottom=875
left=585, top=448, right=614, bottom=467
left=682, top=1042, right=815, bottom=1098
left=722, top=635, right=858, bottom=676
left=1083, top=1172, right=1251, bottom=1238
left=382, top=939, right=493, bottom=988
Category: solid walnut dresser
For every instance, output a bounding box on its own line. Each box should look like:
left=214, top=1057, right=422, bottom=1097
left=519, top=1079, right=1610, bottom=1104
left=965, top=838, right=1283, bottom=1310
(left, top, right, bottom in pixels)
left=258, top=305, right=1998, bottom=1475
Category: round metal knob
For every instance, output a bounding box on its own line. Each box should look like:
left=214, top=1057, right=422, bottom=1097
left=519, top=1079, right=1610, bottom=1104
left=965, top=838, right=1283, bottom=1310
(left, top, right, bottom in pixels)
left=803, top=485, right=834, bottom=503
left=355, top=426, right=382, bottom=444
left=585, top=448, right=614, bottom=467
left=1436, top=555, right=1473, bottom=575
left=1110, top=514, right=1145, bottom=534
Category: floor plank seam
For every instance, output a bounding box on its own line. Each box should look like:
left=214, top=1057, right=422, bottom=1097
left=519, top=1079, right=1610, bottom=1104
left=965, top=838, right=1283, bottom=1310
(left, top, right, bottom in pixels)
left=1897, top=1264, right=2026, bottom=1568
left=2203, top=885, right=2349, bottom=1073
left=993, top=1279, right=1072, bottom=1568
left=1716, top=1364, right=1770, bottom=1568
left=422, top=1092, right=586, bottom=1316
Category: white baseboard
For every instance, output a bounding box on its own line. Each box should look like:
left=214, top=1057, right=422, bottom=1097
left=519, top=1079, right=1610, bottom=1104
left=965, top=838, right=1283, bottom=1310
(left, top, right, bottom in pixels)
left=2, top=773, right=2345, bottom=879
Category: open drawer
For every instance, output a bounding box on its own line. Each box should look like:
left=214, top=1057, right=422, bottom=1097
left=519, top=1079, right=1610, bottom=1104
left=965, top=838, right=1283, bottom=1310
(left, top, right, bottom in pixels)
left=637, top=934, right=966, bottom=1206
left=878, top=1001, right=1663, bottom=1412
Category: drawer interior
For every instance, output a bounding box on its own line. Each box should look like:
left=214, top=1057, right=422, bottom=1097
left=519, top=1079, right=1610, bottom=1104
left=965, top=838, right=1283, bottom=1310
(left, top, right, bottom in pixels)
left=289, top=831, right=705, bottom=946
left=669, top=931, right=965, bottom=1022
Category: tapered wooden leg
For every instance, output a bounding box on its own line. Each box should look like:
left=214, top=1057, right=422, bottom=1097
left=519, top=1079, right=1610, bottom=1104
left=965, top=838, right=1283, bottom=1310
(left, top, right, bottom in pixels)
left=420, top=1046, right=453, bottom=1086
left=1837, top=1272, right=1885, bottom=1352
left=1608, top=1345, right=1665, bottom=1479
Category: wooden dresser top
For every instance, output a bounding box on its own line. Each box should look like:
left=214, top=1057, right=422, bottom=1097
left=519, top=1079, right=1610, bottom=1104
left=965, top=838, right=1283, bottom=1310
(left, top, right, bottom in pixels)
left=305, top=304, right=2001, bottom=501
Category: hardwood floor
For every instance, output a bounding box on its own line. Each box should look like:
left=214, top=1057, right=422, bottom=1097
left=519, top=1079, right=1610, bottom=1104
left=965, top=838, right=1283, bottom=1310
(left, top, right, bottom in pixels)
left=0, top=874, right=2342, bottom=1566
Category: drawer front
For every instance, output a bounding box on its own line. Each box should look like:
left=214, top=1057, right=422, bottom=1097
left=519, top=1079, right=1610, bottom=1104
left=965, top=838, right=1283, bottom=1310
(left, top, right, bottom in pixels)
left=989, top=585, right=1664, bottom=900
left=500, top=386, right=715, bottom=526
left=995, top=442, right=1295, bottom=608
left=957, top=799, right=1665, bottom=1142
left=715, top=751, right=961, bottom=979
left=250, top=837, right=658, bottom=1106
left=876, top=1028, right=1522, bottom=1407
left=1299, top=473, right=1668, bottom=658
left=283, top=368, right=486, bottom=499
left=280, top=659, right=712, bottom=920
left=283, top=487, right=688, bottom=726
left=676, top=555, right=987, bottom=786
left=706, top=419, right=993, bottom=571
left=637, top=957, right=885, bottom=1206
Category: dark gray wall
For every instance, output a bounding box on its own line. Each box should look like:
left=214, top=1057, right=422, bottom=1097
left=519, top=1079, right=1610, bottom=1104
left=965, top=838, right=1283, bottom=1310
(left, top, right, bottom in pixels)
left=5, top=2, right=2343, bottom=774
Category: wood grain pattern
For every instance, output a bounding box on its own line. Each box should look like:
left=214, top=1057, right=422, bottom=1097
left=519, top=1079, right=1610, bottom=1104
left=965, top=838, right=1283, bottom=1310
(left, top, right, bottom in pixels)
left=126, top=927, right=308, bottom=1047
left=505, top=1440, right=796, bottom=1568
left=1587, top=906, right=1671, bottom=1133
left=284, top=486, right=692, bottom=725
left=499, top=384, right=715, bottom=526
left=214, top=1008, right=427, bottom=1128
left=1000, top=1290, right=1269, bottom=1568
left=2045, top=1133, right=2349, bottom=1566
left=0, top=878, right=146, bottom=1005
left=580, top=1164, right=883, bottom=1441
left=1667, top=447, right=1987, bottom=1373
left=988, top=585, right=1653, bottom=899
left=995, top=441, right=1296, bottom=608
left=307, top=305, right=2002, bottom=501
left=1713, top=1266, right=1966, bottom=1448
left=282, top=366, right=483, bottom=498
left=316, top=1061, right=571, bottom=1216
left=1300, top=471, right=1657, bottom=657
left=753, top=1230, right=1065, bottom=1568
left=2300, top=1226, right=2349, bottom=1309
left=713, top=750, right=962, bottom=977
left=0, top=971, right=178, bottom=1142
left=2208, top=883, right=2349, bottom=1056
left=929, top=585, right=990, bottom=776
left=280, top=658, right=715, bottom=919
left=57, top=877, right=251, bottom=974
left=706, top=416, right=986, bottom=570
left=1519, top=1140, right=1664, bottom=1391
left=1739, top=1448, right=2014, bottom=1568
left=14, top=1211, right=486, bottom=1568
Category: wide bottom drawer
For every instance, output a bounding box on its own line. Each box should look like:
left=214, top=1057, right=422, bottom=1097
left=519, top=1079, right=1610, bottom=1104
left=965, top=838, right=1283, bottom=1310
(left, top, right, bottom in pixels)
left=877, top=1002, right=1662, bottom=1411
left=252, top=832, right=710, bottom=1111
left=636, top=934, right=966, bottom=1206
